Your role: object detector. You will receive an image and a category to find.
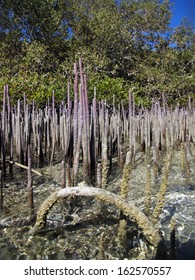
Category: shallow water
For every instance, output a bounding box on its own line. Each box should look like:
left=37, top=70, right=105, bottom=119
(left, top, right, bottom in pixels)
left=0, top=149, right=195, bottom=260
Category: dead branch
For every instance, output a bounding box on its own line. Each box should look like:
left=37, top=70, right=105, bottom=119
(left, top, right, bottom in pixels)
left=9, top=161, right=42, bottom=176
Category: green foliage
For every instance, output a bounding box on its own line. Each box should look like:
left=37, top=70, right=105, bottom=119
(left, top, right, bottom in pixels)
left=0, top=71, right=63, bottom=104
left=0, top=0, right=69, bottom=50
left=88, top=74, right=130, bottom=103
left=0, top=0, right=194, bottom=106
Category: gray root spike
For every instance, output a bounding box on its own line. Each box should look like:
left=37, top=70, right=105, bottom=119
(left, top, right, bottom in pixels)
left=29, top=185, right=161, bottom=247
left=120, top=151, right=131, bottom=199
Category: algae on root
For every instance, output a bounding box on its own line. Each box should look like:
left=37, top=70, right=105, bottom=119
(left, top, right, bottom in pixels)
left=29, top=185, right=161, bottom=248
left=120, top=151, right=132, bottom=200
left=151, top=151, right=172, bottom=225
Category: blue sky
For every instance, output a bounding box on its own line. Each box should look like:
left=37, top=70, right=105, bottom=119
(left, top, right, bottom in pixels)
left=170, top=0, right=195, bottom=29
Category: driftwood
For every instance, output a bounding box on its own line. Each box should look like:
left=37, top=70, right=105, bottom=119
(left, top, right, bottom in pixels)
left=29, top=184, right=162, bottom=248
left=9, top=161, right=42, bottom=176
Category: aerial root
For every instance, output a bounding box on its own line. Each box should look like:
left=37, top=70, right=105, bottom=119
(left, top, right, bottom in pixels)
left=29, top=184, right=161, bottom=248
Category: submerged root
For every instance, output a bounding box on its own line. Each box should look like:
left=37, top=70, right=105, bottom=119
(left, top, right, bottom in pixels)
left=151, top=151, right=172, bottom=224
left=29, top=184, right=161, bottom=248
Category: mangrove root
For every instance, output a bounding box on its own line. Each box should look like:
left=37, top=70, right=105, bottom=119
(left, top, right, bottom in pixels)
left=29, top=184, right=162, bottom=248
left=151, top=151, right=172, bottom=225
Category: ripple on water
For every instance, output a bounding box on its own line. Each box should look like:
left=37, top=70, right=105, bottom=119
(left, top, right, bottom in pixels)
left=158, top=184, right=195, bottom=255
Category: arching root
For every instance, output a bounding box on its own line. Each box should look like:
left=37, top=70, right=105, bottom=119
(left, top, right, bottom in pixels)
left=29, top=185, right=161, bottom=248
